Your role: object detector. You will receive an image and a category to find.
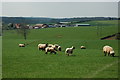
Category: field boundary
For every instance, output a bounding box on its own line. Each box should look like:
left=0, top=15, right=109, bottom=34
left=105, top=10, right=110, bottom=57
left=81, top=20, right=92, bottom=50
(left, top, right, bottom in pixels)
left=86, top=60, right=119, bottom=78
left=100, top=33, right=119, bottom=40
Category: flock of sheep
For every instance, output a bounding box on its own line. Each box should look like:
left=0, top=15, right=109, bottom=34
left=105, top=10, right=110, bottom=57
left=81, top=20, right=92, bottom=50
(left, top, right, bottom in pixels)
left=19, top=43, right=115, bottom=57
left=37, top=43, right=76, bottom=56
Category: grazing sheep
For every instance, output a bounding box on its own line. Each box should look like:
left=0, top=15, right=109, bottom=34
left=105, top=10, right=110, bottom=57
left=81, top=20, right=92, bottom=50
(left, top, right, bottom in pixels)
left=58, top=46, right=61, bottom=51
left=19, top=44, right=25, bottom=47
left=48, top=44, right=53, bottom=47
left=48, top=44, right=58, bottom=48
left=51, top=44, right=59, bottom=51
left=45, top=47, right=57, bottom=54
left=65, top=46, right=75, bottom=56
left=48, top=44, right=61, bottom=51
left=80, top=46, right=86, bottom=49
left=54, top=44, right=59, bottom=48
left=38, top=43, right=48, bottom=51
left=103, top=45, right=115, bottom=57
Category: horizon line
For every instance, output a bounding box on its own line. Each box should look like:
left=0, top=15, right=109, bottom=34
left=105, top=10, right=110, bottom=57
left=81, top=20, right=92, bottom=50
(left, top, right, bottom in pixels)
left=0, top=16, right=119, bottom=18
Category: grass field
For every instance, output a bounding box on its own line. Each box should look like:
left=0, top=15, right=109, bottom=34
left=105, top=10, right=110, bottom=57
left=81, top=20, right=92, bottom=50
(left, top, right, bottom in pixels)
left=2, top=20, right=119, bottom=78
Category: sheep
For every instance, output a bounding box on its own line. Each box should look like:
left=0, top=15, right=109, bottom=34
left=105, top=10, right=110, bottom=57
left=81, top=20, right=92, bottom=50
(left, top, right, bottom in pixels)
left=103, top=45, right=115, bottom=57
left=80, top=46, right=86, bottom=49
left=19, top=44, right=25, bottom=47
left=48, top=44, right=57, bottom=48
left=48, top=44, right=59, bottom=51
left=48, top=43, right=62, bottom=51
left=54, top=44, right=59, bottom=48
left=45, top=47, right=57, bottom=54
left=65, top=46, right=75, bottom=56
left=38, top=43, right=48, bottom=51
left=48, top=44, right=53, bottom=47
left=58, top=46, right=61, bottom=51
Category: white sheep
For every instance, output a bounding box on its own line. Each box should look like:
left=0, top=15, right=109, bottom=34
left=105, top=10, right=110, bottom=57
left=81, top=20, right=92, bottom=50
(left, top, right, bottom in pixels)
left=45, top=47, right=57, bottom=54
left=48, top=44, right=59, bottom=51
left=48, top=44, right=61, bottom=51
left=48, top=44, right=53, bottom=47
left=103, top=45, right=115, bottom=57
left=58, top=46, right=61, bottom=51
left=19, top=44, right=25, bottom=47
left=54, top=44, right=59, bottom=48
left=65, top=46, right=75, bottom=56
left=38, top=43, right=48, bottom=51
left=80, top=46, right=86, bottom=49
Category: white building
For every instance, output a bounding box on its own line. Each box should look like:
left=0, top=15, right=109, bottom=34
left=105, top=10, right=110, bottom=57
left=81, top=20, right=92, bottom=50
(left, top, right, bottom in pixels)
left=75, top=24, right=90, bottom=27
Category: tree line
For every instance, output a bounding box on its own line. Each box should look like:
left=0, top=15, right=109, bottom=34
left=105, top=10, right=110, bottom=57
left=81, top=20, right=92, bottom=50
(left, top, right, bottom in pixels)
left=2, top=17, right=119, bottom=24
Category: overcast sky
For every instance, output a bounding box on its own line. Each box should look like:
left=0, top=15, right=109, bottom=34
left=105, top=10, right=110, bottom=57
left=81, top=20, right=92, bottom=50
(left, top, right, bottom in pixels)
left=1, top=0, right=120, bottom=2
left=1, top=1, right=119, bottom=18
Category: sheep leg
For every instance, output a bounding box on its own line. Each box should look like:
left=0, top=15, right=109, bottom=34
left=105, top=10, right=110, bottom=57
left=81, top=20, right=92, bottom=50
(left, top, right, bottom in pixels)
left=53, top=51, right=56, bottom=54
left=111, top=54, right=114, bottom=57
left=42, top=48, right=44, bottom=51
left=67, top=53, right=69, bottom=56
left=45, top=52, right=48, bottom=54
left=108, top=53, right=110, bottom=56
left=110, top=54, right=112, bottom=57
left=50, top=51, right=53, bottom=54
left=104, top=51, right=106, bottom=56
left=104, top=53, right=106, bottom=56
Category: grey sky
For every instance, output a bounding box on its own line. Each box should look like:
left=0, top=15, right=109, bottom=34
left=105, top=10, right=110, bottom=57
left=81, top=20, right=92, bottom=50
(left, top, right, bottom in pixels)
left=2, top=2, right=118, bottom=18
left=1, top=0, right=120, bottom=2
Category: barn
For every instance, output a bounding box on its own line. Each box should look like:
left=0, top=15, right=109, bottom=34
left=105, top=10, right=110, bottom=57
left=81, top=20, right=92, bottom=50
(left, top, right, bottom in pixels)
left=33, top=24, right=49, bottom=29
left=75, top=24, right=90, bottom=27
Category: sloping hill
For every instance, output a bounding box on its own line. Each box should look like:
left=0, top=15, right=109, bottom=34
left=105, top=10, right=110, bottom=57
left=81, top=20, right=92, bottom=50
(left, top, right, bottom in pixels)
left=2, top=20, right=119, bottom=78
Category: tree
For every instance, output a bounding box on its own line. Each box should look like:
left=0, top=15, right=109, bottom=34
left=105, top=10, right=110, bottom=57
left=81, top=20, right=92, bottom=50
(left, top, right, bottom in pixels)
left=8, top=23, right=15, bottom=29
left=16, top=24, right=29, bottom=40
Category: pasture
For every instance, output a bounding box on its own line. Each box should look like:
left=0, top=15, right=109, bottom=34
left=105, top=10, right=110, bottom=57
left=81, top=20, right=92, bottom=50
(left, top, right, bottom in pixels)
left=2, top=20, right=119, bottom=78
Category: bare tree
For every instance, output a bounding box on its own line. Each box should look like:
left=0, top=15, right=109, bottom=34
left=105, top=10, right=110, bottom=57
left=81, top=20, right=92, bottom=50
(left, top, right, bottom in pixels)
left=8, top=23, right=14, bottom=29
left=16, top=24, right=29, bottom=40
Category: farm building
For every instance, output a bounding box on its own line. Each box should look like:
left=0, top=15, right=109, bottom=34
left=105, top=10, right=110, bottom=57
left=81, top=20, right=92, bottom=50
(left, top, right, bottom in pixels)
left=59, top=22, right=71, bottom=24
left=15, top=24, right=21, bottom=29
left=15, top=24, right=29, bottom=29
left=33, top=24, right=49, bottom=29
left=29, top=26, right=34, bottom=29
left=75, top=24, right=90, bottom=27
left=48, top=25, right=55, bottom=28
left=54, top=24, right=61, bottom=27
left=59, top=25, right=66, bottom=27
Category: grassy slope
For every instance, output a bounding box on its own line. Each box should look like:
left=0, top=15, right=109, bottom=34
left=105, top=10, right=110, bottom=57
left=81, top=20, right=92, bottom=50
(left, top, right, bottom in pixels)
left=2, top=20, right=119, bottom=78
left=81, top=20, right=118, bottom=38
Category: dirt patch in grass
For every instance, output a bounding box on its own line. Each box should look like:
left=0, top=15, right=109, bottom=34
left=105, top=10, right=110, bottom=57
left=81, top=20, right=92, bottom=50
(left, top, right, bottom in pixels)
left=56, top=35, right=63, bottom=38
left=101, top=34, right=117, bottom=40
left=103, top=36, right=116, bottom=40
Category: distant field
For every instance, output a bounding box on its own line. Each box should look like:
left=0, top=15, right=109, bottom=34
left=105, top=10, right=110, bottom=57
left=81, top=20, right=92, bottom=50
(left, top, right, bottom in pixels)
left=2, top=20, right=119, bottom=78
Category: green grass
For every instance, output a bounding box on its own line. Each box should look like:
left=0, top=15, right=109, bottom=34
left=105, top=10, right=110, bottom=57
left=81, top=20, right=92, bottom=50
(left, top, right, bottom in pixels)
left=2, top=20, right=119, bottom=78
left=78, top=20, right=118, bottom=38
